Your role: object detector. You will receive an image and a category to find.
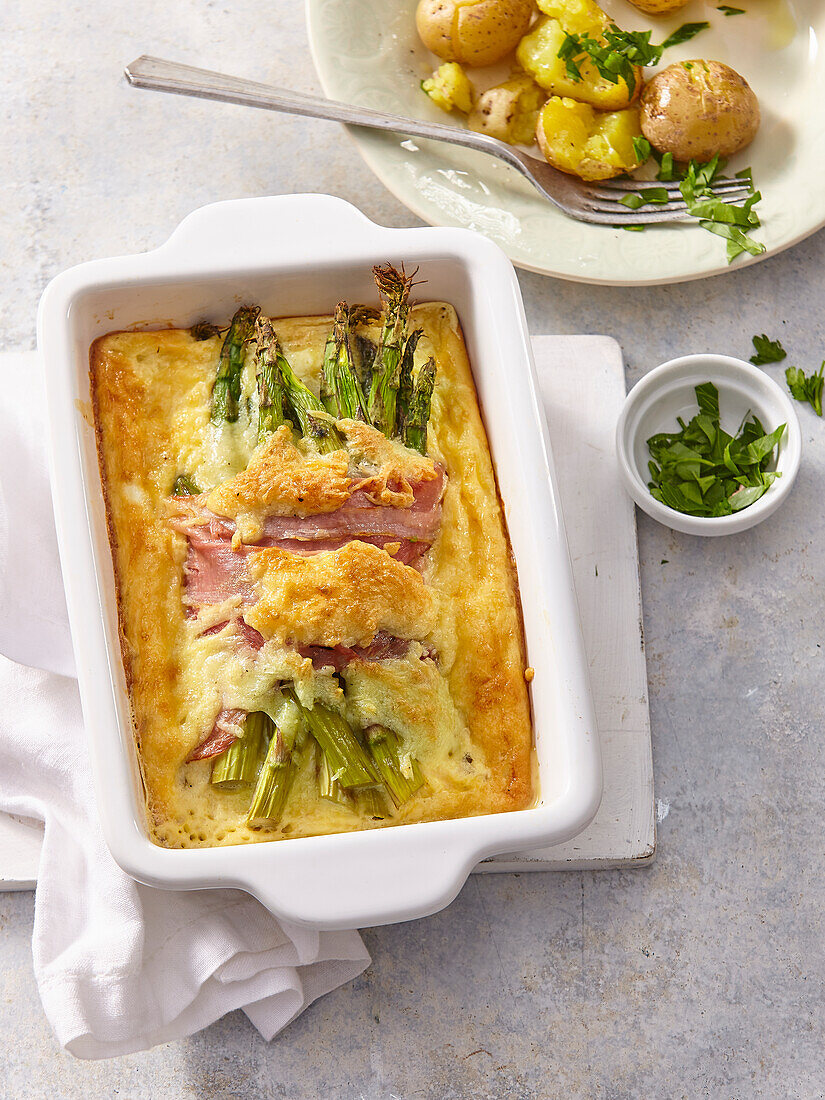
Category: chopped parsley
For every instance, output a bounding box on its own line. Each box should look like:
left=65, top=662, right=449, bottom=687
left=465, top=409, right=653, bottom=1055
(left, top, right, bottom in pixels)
left=661, top=22, right=711, bottom=49
left=679, top=155, right=765, bottom=264
left=749, top=334, right=787, bottom=365
left=632, top=135, right=652, bottom=163
left=655, top=152, right=677, bottom=182
left=786, top=363, right=824, bottom=416
left=619, top=187, right=669, bottom=209
left=647, top=381, right=785, bottom=517
left=717, top=5, right=745, bottom=13
left=557, top=26, right=662, bottom=96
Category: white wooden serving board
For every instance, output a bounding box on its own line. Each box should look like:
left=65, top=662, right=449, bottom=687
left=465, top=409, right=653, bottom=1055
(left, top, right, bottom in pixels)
left=479, top=335, right=654, bottom=871
left=0, top=336, right=653, bottom=890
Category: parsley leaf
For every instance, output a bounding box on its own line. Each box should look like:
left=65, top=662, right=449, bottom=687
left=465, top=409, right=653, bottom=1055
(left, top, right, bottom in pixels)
left=786, top=363, right=825, bottom=416
left=661, top=22, right=711, bottom=48
left=632, top=135, right=652, bottom=164
left=647, top=381, right=785, bottom=517
left=655, top=151, right=677, bottom=181
left=619, top=187, right=670, bottom=209
left=749, top=334, right=787, bottom=365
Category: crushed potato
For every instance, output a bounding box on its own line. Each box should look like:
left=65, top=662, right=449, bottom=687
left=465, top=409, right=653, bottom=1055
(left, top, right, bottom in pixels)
left=516, top=7, right=640, bottom=111
left=467, top=73, right=546, bottom=144
left=422, top=62, right=476, bottom=113
left=536, top=96, right=644, bottom=180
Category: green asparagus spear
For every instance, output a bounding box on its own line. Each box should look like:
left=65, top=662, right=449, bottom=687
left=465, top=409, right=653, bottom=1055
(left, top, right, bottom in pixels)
left=320, top=331, right=338, bottom=416
left=395, top=329, right=423, bottom=439
left=211, top=711, right=269, bottom=790
left=276, top=345, right=345, bottom=454
left=353, top=334, right=378, bottom=396
left=255, top=319, right=288, bottom=441
left=323, top=303, right=368, bottom=421
left=246, top=723, right=296, bottom=825
left=368, top=265, right=416, bottom=435
left=348, top=304, right=381, bottom=394
left=403, top=356, right=437, bottom=455
left=366, top=726, right=425, bottom=807
left=317, top=743, right=351, bottom=806
left=211, top=305, right=260, bottom=424
left=283, top=687, right=378, bottom=790
left=172, top=474, right=201, bottom=496
left=357, top=786, right=392, bottom=820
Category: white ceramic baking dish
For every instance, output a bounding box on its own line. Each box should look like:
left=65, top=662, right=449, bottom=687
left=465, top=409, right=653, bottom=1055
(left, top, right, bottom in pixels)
left=37, top=194, right=601, bottom=930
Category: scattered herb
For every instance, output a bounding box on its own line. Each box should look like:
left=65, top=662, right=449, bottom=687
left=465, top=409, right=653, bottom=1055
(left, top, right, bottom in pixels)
left=646, top=381, right=786, bottom=517
left=682, top=61, right=694, bottom=70
left=679, top=154, right=765, bottom=264
left=749, top=334, right=787, bottom=365
left=619, top=187, right=670, bottom=209
left=190, top=321, right=222, bottom=341
left=661, top=22, right=711, bottom=49
left=655, top=151, right=677, bottom=182
left=717, top=5, right=745, bottom=13
left=785, top=363, right=824, bottom=416
left=557, top=26, right=662, bottom=96
left=661, top=559, right=669, bottom=564
left=622, top=225, right=646, bottom=232
left=173, top=474, right=201, bottom=496
left=632, top=135, right=652, bottom=164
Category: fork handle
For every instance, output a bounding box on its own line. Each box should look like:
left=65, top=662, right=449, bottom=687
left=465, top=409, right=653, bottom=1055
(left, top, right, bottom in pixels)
left=124, top=55, right=528, bottom=177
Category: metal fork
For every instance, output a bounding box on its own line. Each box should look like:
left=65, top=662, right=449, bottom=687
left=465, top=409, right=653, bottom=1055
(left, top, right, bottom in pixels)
left=124, top=56, right=752, bottom=226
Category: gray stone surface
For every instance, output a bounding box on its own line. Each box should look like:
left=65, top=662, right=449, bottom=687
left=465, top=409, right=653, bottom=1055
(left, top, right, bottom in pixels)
left=2, top=1, right=825, bottom=1096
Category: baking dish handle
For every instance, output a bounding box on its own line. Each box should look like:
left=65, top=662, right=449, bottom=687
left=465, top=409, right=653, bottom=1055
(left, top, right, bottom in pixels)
left=233, top=837, right=476, bottom=931
left=158, top=193, right=380, bottom=267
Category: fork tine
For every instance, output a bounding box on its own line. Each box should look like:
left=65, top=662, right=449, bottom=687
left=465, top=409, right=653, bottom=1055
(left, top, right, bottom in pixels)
left=590, top=182, right=752, bottom=202
left=593, top=177, right=753, bottom=195
left=586, top=189, right=753, bottom=217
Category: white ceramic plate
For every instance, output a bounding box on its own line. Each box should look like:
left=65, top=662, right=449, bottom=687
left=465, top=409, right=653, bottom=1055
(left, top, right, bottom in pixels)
left=306, top=0, right=822, bottom=285
left=37, top=194, right=601, bottom=930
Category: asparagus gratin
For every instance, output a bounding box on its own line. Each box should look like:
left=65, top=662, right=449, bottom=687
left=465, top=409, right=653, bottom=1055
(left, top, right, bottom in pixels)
left=90, top=265, right=535, bottom=847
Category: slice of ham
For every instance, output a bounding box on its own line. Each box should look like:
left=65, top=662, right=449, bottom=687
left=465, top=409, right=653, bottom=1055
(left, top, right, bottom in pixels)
left=183, top=527, right=254, bottom=607
left=176, top=467, right=444, bottom=610
left=187, top=708, right=246, bottom=762
left=198, top=618, right=265, bottom=656
left=172, top=467, right=445, bottom=550
left=296, top=630, right=413, bottom=672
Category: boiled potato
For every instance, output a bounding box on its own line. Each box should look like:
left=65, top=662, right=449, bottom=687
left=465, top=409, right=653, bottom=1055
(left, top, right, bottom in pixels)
left=516, top=5, right=640, bottom=110
left=467, top=73, right=546, bottom=143
left=416, top=0, right=535, bottom=67
left=640, top=60, right=760, bottom=161
left=535, top=0, right=609, bottom=33
left=624, top=0, right=689, bottom=13
left=422, top=62, right=476, bottom=113
left=536, top=95, right=644, bottom=179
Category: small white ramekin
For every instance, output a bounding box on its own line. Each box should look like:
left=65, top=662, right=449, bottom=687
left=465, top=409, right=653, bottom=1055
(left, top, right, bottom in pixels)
left=616, top=353, right=802, bottom=537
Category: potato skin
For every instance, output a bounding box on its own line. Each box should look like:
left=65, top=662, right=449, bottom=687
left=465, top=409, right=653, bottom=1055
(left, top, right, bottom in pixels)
left=416, top=0, right=535, bottom=67
left=624, top=0, right=689, bottom=13
left=536, top=95, right=643, bottom=180
left=640, top=60, right=760, bottom=162
left=467, top=73, right=545, bottom=143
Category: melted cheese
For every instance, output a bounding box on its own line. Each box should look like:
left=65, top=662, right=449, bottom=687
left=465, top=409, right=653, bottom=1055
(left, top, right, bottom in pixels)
left=90, top=304, right=535, bottom=847
left=245, top=541, right=435, bottom=647
left=205, top=427, right=352, bottom=541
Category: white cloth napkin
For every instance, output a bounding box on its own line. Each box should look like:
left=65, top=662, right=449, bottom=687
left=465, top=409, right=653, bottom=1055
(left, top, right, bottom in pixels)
left=0, top=351, right=370, bottom=1060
